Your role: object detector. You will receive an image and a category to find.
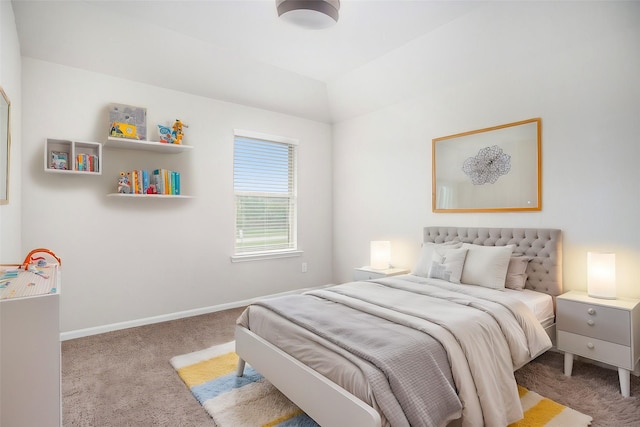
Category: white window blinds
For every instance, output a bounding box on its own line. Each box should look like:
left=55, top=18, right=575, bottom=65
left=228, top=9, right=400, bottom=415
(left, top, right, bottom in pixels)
left=233, top=130, right=298, bottom=256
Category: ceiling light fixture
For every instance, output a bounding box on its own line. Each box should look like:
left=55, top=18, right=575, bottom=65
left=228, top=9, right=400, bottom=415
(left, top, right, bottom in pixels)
left=276, top=0, right=340, bottom=30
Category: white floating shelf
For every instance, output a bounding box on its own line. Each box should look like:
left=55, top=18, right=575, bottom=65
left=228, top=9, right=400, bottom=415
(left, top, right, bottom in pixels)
left=107, top=193, right=193, bottom=199
left=104, top=136, right=193, bottom=153
left=45, top=169, right=101, bottom=176
left=45, top=138, right=102, bottom=174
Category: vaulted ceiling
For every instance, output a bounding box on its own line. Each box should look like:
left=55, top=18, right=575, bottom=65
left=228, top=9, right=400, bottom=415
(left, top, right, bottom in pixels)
left=12, top=0, right=484, bottom=123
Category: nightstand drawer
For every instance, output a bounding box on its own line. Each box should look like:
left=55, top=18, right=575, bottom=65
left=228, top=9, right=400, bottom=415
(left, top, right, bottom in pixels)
left=353, top=269, right=384, bottom=280
left=353, top=269, right=384, bottom=282
left=557, top=299, right=630, bottom=346
left=557, top=331, right=633, bottom=369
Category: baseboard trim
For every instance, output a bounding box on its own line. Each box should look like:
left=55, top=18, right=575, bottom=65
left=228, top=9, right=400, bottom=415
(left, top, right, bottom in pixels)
left=60, top=285, right=332, bottom=341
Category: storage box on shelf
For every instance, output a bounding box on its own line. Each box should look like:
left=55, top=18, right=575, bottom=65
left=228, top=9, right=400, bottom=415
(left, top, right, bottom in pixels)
left=104, top=136, right=193, bottom=198
left=44, top=138, right=102, bottom=174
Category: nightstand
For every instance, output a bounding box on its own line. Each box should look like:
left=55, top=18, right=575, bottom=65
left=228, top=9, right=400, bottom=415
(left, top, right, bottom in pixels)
left=353, top=267, right=409, bottom=281
left=557, top=290, right=640, bottom=397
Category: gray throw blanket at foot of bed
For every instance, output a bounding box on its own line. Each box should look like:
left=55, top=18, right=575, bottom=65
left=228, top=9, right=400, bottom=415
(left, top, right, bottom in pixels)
left=256, top=294, right=462, bottom=427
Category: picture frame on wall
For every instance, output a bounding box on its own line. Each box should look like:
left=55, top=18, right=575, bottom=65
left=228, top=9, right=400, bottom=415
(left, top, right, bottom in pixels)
left=0, top=86, right=11, bottom=205
left=432, top=118, right=541, bottom=213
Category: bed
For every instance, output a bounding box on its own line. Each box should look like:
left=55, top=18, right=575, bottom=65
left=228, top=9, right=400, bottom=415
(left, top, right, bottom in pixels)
left=235, top=227, right=563, bottom=427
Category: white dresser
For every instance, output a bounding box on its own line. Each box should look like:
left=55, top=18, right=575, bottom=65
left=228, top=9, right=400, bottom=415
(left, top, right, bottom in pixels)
left=1, top=265, right=61, bottom=427
left=557, top=290, right=640, bottom=397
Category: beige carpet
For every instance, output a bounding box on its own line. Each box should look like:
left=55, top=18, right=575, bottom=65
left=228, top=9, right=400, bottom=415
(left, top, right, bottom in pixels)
left=514, top=353, right=640, bottom=426
left=62, top=307, right=640, bottom=426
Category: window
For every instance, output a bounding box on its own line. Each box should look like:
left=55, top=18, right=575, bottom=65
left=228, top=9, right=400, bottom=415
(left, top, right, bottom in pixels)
left=232, top=130, right=299, bottom=260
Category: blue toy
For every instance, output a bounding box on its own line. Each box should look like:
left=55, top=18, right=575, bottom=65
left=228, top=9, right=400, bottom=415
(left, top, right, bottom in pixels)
left=158, top=124, right=175, bottom=144
left=158, top=120, right=188, bottom=144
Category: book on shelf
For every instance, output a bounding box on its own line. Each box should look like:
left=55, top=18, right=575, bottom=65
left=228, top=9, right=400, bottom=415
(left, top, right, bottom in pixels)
left=142, top=170, right=150, bottom=194
left=128, top=170, right=144, bottom=194
left=74, top=153, right=99, bottom=172
left=173, top=171, right=180, bottom=195
left=152, top=169, right=163, bottom=194
left=152, top=168, right=181, bottom=195
left=118, top=169, right=181, bottom=195
left=50, top=151, right=69, bottom=170
left=126, top=171, right=134, bottom=192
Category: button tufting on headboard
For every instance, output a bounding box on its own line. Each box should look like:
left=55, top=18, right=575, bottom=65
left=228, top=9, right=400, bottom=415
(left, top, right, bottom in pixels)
left=423, top=227, right=563, bottom=297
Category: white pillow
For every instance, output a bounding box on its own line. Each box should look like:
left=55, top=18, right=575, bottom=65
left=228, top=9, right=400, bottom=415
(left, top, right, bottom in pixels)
left=412, top=241, right=462, bottom=277
left=428, top=247, right=468, bottom=284
left=460, top=244, right=515, bottom=289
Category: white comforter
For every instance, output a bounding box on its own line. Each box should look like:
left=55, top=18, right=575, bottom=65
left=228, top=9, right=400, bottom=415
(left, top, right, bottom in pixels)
left=305, top=276, right=552, bottom=427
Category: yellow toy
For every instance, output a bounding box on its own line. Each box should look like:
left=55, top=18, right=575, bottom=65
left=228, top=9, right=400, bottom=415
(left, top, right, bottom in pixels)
left=172, top=119, right=188, bottom=144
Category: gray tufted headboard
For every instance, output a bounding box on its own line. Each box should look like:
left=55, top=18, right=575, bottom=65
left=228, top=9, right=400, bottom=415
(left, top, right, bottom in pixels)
left=423, top=227, right=563, bottom=297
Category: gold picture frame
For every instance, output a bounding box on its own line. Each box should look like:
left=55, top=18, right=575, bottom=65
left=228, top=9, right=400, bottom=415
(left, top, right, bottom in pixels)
left=432, top=118, right=541, bottom=213
left=0, top=86, right=10, bottom=205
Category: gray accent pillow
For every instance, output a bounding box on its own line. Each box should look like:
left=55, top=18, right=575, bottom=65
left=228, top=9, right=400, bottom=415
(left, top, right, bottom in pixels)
left=412, top=241, right=462, bottom=277
left=505, top=256, right=533, bottom=290
left=428, top=247, right=468, bottom=284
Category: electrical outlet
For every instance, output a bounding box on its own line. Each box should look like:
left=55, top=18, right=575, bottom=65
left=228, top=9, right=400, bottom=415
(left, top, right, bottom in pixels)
left=301, top=262, right=308, bottom=273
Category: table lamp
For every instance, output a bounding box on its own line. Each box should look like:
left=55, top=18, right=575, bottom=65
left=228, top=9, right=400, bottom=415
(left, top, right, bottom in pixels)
left=587, top=251, right=616, bottom=299
left=370, top=241, right=391, bottom=270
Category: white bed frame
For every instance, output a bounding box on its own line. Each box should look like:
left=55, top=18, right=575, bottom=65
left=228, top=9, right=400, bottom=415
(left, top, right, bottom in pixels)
left=236, top=227, right=563, bottom=427
left=236, top=326, right=381, bottom=427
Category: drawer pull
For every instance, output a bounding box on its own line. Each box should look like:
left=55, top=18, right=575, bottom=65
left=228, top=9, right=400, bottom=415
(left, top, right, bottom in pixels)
left=587, top=342, right=595, bottom=349
left=587, top=308, right=596, bottom=315
left=587, top=319, right=595, bottom=326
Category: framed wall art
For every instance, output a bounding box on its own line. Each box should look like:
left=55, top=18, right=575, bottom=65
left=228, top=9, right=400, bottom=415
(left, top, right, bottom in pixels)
left=432, top=118, right=541, bottom=213
left=0, top=86, right=10, bottom=205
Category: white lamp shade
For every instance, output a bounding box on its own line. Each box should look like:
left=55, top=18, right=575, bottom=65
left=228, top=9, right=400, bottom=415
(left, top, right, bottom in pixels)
left=587, top=252, right=616, bottom=299
left=370, top=241, right=391, bottom=270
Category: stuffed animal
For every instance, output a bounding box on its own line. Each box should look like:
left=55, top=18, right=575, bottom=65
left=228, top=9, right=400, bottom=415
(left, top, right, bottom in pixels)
left=117, top=172, right=131, bottom=194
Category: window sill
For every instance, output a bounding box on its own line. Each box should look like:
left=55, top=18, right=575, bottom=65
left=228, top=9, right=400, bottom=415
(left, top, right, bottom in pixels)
left=230, top=250, right=303, bottom=263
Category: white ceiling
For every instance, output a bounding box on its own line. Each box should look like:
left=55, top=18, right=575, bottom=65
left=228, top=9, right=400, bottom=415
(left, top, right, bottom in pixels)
left=11, top=0, right=484, bottom=122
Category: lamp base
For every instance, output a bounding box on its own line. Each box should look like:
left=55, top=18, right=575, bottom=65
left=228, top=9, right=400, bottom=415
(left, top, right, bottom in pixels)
left=587, top=292, right=616, bottom=300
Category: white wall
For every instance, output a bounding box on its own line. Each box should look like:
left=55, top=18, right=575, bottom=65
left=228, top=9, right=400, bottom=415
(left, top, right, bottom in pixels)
left=0, top=0, right=22, bottom=263
left=12, top=1, right=640, bottom=336
left=21, top=59, right=333, bottom=333
left=332, top=2, right=640, bottom=299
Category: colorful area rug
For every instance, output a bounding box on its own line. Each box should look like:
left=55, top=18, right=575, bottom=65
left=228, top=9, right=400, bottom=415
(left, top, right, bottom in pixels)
left=171, top=341, right=592, bottom=427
